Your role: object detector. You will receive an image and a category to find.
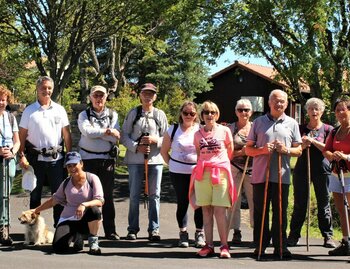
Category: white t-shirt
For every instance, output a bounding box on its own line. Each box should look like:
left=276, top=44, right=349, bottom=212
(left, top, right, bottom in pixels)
left=168, top=123, right=199, bottom=174
left=19, top=101, right=70, bottom=162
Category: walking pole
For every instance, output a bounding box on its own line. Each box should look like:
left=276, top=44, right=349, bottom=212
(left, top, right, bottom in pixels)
left=227, top=157, right=250, bottom=233
left=2, top=158, right=10, bottom=243
left=278, top=152, right=283, bottom=259
left=337, top=160, right=350, bottom=239
left=258, top=153, right=272, bottom=261
left=306, top=147, right=311, bottom=251
left=144, top=154, right=149, bottom=210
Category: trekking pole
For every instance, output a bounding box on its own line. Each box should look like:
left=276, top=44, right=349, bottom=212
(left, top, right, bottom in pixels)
left=337, top=160, right=350, bottom=239
left=227, top=156, right=250, bottom=233
left=2, top=158, right=10, bottom=242
left=306, top=147, right=311, bottom=251
left=258, top=153, right=272, bottom=261
left=278, top=152, right=283, bottom=259
left=144, top=154, right=149, bottom=210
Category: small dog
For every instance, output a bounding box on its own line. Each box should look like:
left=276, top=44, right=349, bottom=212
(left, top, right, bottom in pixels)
left=18, top=210, right=54, bottom=245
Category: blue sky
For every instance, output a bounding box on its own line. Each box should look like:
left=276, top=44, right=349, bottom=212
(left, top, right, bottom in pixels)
left=208, top=49, right=270, bottom=75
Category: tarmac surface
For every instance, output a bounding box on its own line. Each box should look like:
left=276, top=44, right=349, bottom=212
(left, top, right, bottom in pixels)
left=1, top=175, right=349, bottom=269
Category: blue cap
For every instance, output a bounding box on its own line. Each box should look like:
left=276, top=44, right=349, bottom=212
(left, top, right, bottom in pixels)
left=64, top=151, right=82, bottom=166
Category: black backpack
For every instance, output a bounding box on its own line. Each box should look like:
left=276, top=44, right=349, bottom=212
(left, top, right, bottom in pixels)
left=131, top=105, right=161, bottom=134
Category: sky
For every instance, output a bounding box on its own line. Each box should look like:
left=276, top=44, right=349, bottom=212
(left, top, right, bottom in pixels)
left=208, top=49, right=270, bottom=75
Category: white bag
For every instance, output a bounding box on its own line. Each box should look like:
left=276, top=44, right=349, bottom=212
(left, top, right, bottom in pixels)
left=21, top=165, right=37, bottom=192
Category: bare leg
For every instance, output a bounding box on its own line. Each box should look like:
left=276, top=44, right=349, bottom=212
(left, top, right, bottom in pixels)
left=214, top=206, right=229, bottom=246
left=88, top=220, right=102, bottom=236
left=202, top=206, right=214, bottom=245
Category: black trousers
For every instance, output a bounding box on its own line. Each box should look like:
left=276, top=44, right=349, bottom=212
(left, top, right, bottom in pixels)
left=253, top=182, right=289, bottom=250
left=170, top=172, right=203, bottom=230
left=289, top=171, right=333, bottom=239
left=53, top=206, right=102, bottom=253
left=83, top=159, right=116, bottom=236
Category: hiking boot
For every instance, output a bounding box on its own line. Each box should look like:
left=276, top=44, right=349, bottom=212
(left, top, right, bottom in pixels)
left=323, top=237, right=336, bottom=248
left=197, top=244, right=215, bottom=257
left=73, top=233, right=84, bottom=252
left=194, top=231, right=205, bottom=248
left=148, top=230, right=161, bottom=242
left=126, top=232, right=137, bottom=240
left=232, top=229, right=242, bottom=244
left=287, top=236, right=299, bottom=247
left=105, top=233, right=120, bottom=241
left=219, top=244, right=231, bottom=258
left=328, top=239, right=350, bottom=256
left=178, top=231, right=189, bottom=248
left=273, top=247, right=292, bottom=259
left=88, top=236, right=101, bottom=255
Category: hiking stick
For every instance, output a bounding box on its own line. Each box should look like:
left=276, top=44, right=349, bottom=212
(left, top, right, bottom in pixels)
left=278, top=152, right=283, bottom=259
left=258, top=153, right=272, bottom=261
left=144, top=156, right=149, bottom=210
left=227, top=156, right=250, bottom=233
left=338, top=161, right=350, bottom=239
left=306, top=147, right=311, bottom=251
left=2, top=159, right=9, bottom=240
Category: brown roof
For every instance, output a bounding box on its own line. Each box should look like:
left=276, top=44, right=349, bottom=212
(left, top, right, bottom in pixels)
left=210, top=60, right=310, bottom=93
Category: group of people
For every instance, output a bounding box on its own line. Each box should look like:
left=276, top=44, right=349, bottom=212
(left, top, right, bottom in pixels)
left=0, top=76, right=349, bottom=260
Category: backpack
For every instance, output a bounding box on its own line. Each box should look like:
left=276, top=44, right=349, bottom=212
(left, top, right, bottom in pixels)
left=62, top=172, right=94, bottom=198
left=170, top=123, right=179, bottom=142
left=0, top=111, right=15, bottom=139
left=132, top=105, right=161, bottom=134
left=85, top=107, right=114, bottom=127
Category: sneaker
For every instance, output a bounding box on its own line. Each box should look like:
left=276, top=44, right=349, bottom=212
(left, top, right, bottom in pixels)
left=88, top=236, right=101, bottom=255
left=105, top=233, right=120, bottom=241
left=73, top=233, right=84, bottom=252
left=197, top=244, right=215, bottom=257
left=0, top=226, right=12, bottom=246
left=273, top=248, right=292, bottom=259
left=328, top=239, right=350, bottom=256
left=126, top=232, right=137, bottom=240
left=148, top=230, right=161, bottom=242
left=323, top=237, right=336, bottom=248
left=194, top=231, right=206, bottom=248
left=232, top=229, right=242, bottom=244
left=287, top=236, right=299, bottom=247
left=178, top=231, right=189, bottom=248
left=220, top=244, right=231, bottom=259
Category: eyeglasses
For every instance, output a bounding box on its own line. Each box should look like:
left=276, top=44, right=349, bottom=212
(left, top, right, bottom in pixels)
left=92, top=94, right=105, bottom=99
left=182, top=111, right=196, bottom=117
left=237, top=108, right=250, bottom=113
left=203, top=110, right=217, bottom=115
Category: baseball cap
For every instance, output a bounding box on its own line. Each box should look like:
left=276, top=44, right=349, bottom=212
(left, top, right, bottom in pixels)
left=140, top=83, right=157, bottom=93
left=90, top=85, right=107, bottom=95
left=64, top=151, right=82, bottom=166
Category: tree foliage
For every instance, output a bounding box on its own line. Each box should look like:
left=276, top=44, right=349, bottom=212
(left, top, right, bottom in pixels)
left=200, top=0, right=350, bottom=113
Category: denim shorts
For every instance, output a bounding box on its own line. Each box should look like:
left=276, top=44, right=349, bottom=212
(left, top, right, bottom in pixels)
left=329, top=173, right=350, bottom=193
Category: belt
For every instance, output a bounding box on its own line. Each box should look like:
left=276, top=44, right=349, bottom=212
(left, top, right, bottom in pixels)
left=81, top=147, right=110, bottom=155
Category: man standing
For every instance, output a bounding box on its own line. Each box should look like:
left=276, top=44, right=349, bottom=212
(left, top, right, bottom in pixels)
left=78, top=85, right=120, bottom=240
left=121, top=83, right=168, bottom=241
left=245, top=89, right=302, bottom=258
left=18, top=76, right=72, bottom=227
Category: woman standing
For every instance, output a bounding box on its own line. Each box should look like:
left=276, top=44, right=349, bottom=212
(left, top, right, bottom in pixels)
left=161, top=101, right=204, bottom=248
left=190, top=101, right=236, bottom=258
left=323, top=96, right=350, bottom=256
left=228, top=99, right=254, bottom=244
left=288, top=98, right=335, bottom=248
left=0, top=85, right=20, bottom=246
left=32, top=151, right=104, bottom=255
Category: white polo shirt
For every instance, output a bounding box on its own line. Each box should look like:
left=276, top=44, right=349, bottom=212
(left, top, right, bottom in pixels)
left=19, top=100, right=70, bottom=162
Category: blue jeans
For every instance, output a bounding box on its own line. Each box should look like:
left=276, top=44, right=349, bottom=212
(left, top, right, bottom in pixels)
left=0, top=158, right=14, bottom=226
left=127, top=164, right=163, bottom=233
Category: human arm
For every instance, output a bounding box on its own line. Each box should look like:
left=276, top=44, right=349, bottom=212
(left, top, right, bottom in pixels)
left=33, top=197, right=57, bottom=214
left=160, top=131, right=171, bottom=165
left=62, top=125, right=72, bottom=152
left=275, top=140, right=302, bottom=157
left=245, top=140, right=275, bottom=157
left=18, top=127, right=29, bottom=169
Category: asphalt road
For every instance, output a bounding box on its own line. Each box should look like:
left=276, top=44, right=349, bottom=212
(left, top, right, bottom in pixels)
left=0, top=176, right=349, bottom=269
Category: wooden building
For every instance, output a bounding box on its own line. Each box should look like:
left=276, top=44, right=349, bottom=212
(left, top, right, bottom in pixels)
left=195, top=61, right=309, bottom=124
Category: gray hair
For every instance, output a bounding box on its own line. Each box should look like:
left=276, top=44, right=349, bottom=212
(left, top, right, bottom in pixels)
left=36, top=76, right=54, bottom=89
left=305, top=97, right=325, bottom=113
left=269, top=89, right=287, bottom=101
left=235, top=98, right=253, bottom=111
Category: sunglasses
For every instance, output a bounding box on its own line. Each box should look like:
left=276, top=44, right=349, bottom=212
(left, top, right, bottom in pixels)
left=92, top=94, right=105, bottom=99
left=203, top=110, right=217, bottom=115
left=237, top=108, right=250, bottom=113
left=182, top=111, right=196, bottom=117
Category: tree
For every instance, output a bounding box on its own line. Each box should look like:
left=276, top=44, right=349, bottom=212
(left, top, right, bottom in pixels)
left=200, top=0, right=350, bottom=112
left=3, top=0, right=148, bottom=101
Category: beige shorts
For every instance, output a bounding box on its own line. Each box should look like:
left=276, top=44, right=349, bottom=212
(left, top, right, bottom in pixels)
left=194, top=168, right=231, bottom=207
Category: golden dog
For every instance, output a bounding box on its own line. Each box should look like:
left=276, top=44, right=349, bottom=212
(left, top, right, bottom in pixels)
left=18, top=210, right=54, bottom=245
